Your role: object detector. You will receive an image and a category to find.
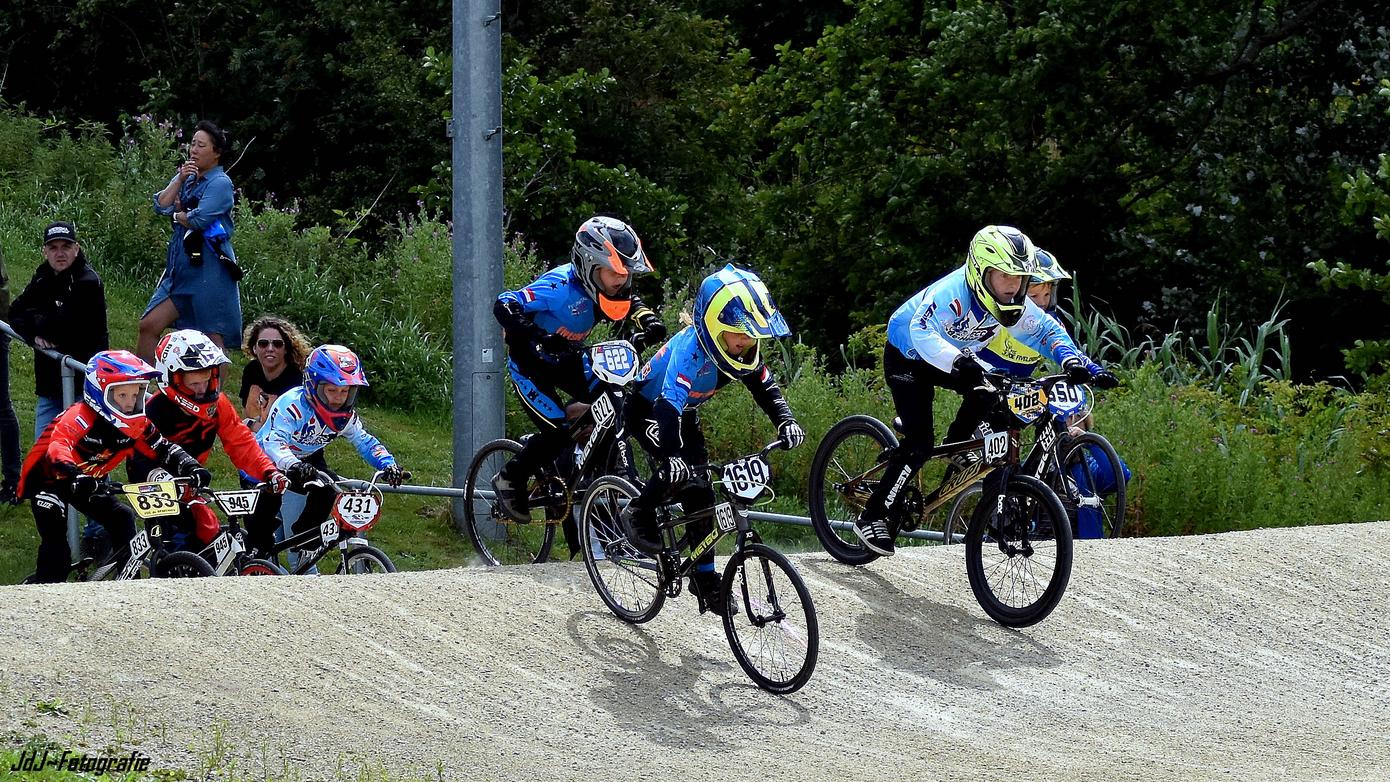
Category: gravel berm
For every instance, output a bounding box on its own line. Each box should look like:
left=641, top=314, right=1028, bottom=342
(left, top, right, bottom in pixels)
left=2, top=522, right=1385, bottom=781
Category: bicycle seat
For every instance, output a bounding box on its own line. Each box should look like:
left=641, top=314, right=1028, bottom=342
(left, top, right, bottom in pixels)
left=892, top=417, right=907, bottom=435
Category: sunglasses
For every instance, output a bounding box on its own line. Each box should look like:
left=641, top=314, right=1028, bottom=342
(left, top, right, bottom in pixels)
left=256, top=338, right=286, bottom=349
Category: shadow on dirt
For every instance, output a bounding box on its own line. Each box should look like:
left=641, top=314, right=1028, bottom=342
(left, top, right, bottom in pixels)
left=567, top=610, right=812, bottom=750
left=800, top=558, right=1062, bottom=690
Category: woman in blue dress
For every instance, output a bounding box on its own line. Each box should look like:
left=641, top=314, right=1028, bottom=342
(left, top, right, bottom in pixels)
left=139, top=119, right=243, bottom=362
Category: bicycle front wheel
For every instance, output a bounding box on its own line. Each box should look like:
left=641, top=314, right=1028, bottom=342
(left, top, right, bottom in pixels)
left=807, top=415, right=897, bottom=566
left=155, top=551, right=215, bottom=578
left=463, top=438, right=557, bottom=566
left=722, top=543, right=819, bottom=694
left=578, top=475, right=665, bottom=624
left=1057, top=432, right=1127, bottom=539
left=339, top=545, right=397, bottom=574
left=965, top=474, right=1073, bottom=628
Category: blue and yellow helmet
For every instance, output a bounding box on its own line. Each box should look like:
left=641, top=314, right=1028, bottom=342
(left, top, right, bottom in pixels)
left=692, top=264, right=790, bottom=377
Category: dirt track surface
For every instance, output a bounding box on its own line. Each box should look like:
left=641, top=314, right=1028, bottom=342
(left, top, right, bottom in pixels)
left=2, top=523, right=1386, bottom=781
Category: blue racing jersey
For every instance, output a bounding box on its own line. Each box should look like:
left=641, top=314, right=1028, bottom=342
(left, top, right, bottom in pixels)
left=497, top=263, right=601, bottom=346
left=886, top=266, right=1096, bottom=373
left=252, top=386, right=396, bottom=472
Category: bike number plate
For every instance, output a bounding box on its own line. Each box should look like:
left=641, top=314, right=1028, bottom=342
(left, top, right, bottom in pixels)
left=714, top=502, right=738, bottom=533
left=589, top=340, right=639, bottom=385
left=320, top=520, right=341, bottom=545
left=332, top=492, right=380, bottom=531
left=983, top=431, right=1010, bottom=462
left=119, top=531, right=152, bottom=579
left=214, top=490, right=260, bottom=516
left=1007, top=386, right=1047, bottom=423
left=124, top=482, right=181, bottom=519
left=211, top=532, right=232, bottom=562
left=721, top=454, right=770, bottom=500
left=1048, top=381, right=1088, bottom=416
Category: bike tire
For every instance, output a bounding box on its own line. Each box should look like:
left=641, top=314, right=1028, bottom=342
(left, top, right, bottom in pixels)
left=721, top=543, right=819, bottom=695
left=943, top=481, right=982, bottom=545
left=578, top=475, right=665, bottom=624
left=155, top=550, right=215, bottom=578
left=965, top=474, right=1073, bottom=628
left=338, top=545, right=397, bottom=575
left=463, top=438, right=557, bottom=566
left=807, top=415, right=897, bottom=565
left=237, top=558, right=288, bottom=576
left=1057, top=432, right=1127, bottom=538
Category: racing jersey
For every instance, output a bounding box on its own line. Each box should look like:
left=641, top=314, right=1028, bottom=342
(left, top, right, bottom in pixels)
left=18, top=402, right=199, bottom=497
left=886, top=266, right=1096, bottom=374
left=495, top=263, right=657, bottom=351
left=131, top=393, right=276, bottom=479
left=253, top=385, right=395, bottom=472
left=976, top=326, right=1045, bottom=377
left=634, top=326, right=792, bottom=454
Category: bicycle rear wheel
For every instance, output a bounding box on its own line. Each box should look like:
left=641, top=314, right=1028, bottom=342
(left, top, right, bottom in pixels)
left=578, top=475, right=665, bottom=624
left=463, top=438, right=558, bottom=566
left=1057, top=432, right=1126, bottom=538
left=722, top=543, right=819, bottom=694
left=807, top=415, right=896, bottom=565
left=943, top=481, right=982, bottom=545
left=965, top=474, right=1073, bottom=628
left=155, top=551, right=215, bottom=578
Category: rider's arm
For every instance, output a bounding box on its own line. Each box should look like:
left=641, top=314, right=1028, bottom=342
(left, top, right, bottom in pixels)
left=341, top=414, right=397, bottom=470
left=623, top=294, right=665, bottom=351
left=495, top=270, right=568, bottom=346
left=1008, top=302, right=1099, bottom=372
left=44, top=406, right=91, bottom=477
left=138, top=422, right=202, bottom=476
left=213, top=395, right=277, bottom=479
left=906, top=276, right=971, bottom=372
left=255, top=394, right=304, bottom=470
left=739, top=365, right=795, bottom=426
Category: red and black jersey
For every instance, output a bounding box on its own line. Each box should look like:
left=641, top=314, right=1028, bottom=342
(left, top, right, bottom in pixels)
left=143, top=394, right=276, bottom=479
left=17, top=402, right=198, bottom=497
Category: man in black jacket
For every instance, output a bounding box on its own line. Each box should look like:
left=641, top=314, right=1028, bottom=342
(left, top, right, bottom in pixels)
left=9, top=222, right=111, bottom=554
left=10, top=222, right=110, bottom=441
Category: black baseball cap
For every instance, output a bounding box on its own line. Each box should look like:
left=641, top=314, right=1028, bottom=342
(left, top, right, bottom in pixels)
left=42, top=222, right=78, bottom=245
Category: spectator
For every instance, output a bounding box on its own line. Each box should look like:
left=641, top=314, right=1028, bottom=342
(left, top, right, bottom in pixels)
left=239, top=315, right=310, bottom=432
left=139, top=119, right=242, bottom=362
left=9, top=222, right=110, bottom=440
left=0, top=244, right=21, bottom=502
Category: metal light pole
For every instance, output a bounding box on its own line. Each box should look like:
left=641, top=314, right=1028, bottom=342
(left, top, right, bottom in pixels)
left=450, top=0, right=505, bottom=534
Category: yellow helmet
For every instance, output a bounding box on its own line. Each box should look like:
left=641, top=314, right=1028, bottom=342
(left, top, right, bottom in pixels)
left=963, top=225, right=1037, bottom=326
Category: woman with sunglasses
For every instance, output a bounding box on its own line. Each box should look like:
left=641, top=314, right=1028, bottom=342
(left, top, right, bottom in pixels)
left=239, top=315, right=311, bottom=433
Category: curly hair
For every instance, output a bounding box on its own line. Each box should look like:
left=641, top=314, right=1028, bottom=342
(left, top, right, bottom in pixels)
left=242, top=315, right=312, bottom=370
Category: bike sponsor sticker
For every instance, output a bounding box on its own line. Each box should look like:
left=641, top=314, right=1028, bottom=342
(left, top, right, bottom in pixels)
left=214, top=490, right=260, bottom=516
left=331, top=492, right=380, bottom=532
left=1037, top=424, right=1057, bottom=453
left=320, top=520, right=341, bottom=545
left=119, top=531, right=152, bottom=580
left=983, top=430, right=1010, bottom=462
left=714, top=502, right=737, bottom=533
left=123, top=482, right=181, bottom=519
left=721, top=454, right=770, bottom=500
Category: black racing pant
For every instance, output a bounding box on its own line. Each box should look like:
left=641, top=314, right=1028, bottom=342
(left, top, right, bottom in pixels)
left=861, top=342, right=996, bottom=521
left=626, top=397, right=718, bottom=568
left=30, top=482, right=138, bottom=583
left=504, top=347, right=597, bottom=481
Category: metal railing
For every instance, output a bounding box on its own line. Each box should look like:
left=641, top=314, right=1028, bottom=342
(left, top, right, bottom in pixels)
left=340, top=479, right=949, bottom=543
left=0, top=319, right=88, bottom=554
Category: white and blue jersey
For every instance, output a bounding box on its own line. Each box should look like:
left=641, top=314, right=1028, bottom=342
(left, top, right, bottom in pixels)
left=886, top=266, right=1096, bottom=373
left=252, top=386, right=395, bottom=473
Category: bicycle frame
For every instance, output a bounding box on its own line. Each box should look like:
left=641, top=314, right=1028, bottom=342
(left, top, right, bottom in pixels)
left=267, top=469, right=391, bottom=574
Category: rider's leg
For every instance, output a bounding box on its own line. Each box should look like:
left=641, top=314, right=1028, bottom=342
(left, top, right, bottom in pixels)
left=496, top=355, right=591, bottom=520
left=30, top=490, right=73, bottom=583
left=672, top=419, right=727, bottom=615
left=855, top=343, right=942, bottom=556
left=72, top=490, right=138, bottom=566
